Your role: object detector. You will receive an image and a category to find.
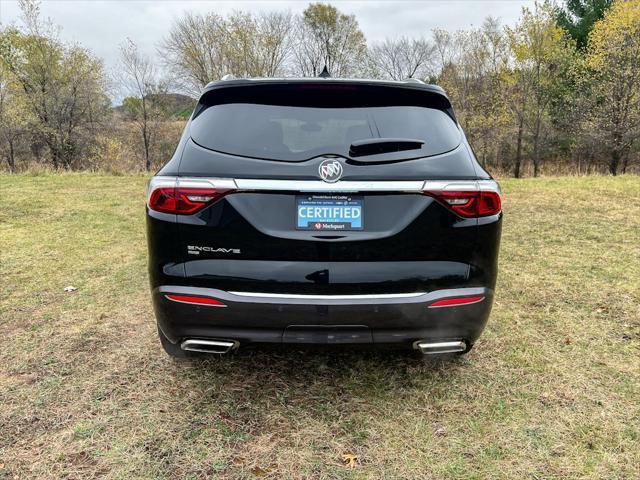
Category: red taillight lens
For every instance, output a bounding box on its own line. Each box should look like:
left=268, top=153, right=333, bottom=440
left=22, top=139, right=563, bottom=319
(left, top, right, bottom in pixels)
left=165, top=294, right=227, bottom=307
left=149, top=187, right=234, bottom=214
left=429, top=296, right=485, bottom=308
left=478, top=191, right=501, bottom=216
left=149, top=187, right=178, bottom=213
left=423, top=190, right=501, bottom=218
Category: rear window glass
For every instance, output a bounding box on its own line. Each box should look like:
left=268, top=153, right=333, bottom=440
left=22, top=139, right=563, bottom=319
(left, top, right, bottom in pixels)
left=190, top=87, right=461, bottom=162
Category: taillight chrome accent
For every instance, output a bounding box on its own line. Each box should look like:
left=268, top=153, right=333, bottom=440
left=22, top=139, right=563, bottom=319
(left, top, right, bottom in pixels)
left=165, top=294, right=227, bottom=307
left=428, top=296, right=485, bottom=308
left=147, top=176, right=237, bottom=215
left=422, top=180, right=501, bottom=218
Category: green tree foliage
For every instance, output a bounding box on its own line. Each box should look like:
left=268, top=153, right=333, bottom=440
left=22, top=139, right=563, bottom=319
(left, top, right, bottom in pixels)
left=0, top=61, right=30, bottom=171
left=434, top=19, right=513, bottom=174
left=556, top=0, right=613, bottom=49
left=506, top=4, right=576, bottom=177
left=293, top=3, right=367, bottom=77
left=0, top=1, right=108, bottom=169
left=225, top=12, right=294, bottom=79
left=584, top=0, right=640, bottom=174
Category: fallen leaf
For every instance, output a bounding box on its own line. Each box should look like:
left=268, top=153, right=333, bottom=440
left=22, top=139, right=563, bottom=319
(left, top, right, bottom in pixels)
left=564, top=337, right=572, bottom=345
left=251, top=466, right=270, bottom=477
left=342, top=453, right=358, bottom=468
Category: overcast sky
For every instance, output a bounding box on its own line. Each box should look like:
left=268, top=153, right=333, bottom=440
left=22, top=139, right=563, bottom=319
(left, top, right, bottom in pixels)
left=0, top=0, right=535, bottom=96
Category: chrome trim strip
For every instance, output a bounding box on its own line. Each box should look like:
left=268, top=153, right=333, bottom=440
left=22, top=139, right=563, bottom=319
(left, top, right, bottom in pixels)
left=234, top=179, right=425, bottom=192
left=227, top=291, right=425, bottom=300
left=150, top=176, right=501, bottom=195
left=177, top=177, right=237, bottom=190
left=422, top=180, right=501, bottom=193
left=158, top=285, right=490, bottom=306
left=422, top=180, right=477, bottom=191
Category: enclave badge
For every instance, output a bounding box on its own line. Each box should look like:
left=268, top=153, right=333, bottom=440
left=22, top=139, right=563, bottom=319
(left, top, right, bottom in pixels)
left=187, top=245, right=241, bottom=255
left=318, top=159, right=343, bottom=183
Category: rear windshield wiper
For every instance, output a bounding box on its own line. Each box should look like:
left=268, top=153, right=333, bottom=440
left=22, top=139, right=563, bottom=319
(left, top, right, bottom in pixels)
left=349, top=138, right=425, bottom=157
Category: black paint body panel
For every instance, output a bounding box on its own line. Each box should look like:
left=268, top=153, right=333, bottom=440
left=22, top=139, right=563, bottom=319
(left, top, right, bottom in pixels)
left=147, top=78, right=502, bottom=351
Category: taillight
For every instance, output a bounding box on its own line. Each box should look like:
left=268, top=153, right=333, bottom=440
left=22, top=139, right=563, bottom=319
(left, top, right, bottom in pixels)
left=423, top=190, right=501, bottom=218
left=147, top=178, right=236, bottom=215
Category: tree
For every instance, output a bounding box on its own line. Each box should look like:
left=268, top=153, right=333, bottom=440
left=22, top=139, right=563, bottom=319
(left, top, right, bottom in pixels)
left=223, top=11, right=293, bottom=78
left=119, top=38, right=166, bottom=171
left=293, top=3, right=367, bottom=77
left=463, top=21, right=511, bottom=169
left=584, top=0, right=640, bottom=175
left=368, top=37, right=435, bottom=80
left=502, top=60, right=531, bottom=178
left=159, top=12, right=226, bottom=96
left=431, top=28, right=456, bottom=77
left=507, top=4, right=576, bottom=177
left=556, top=0, right=613, bottom=49
left=160, top=11, right=293, bottom=95
left=433, top=20, right=512, bottom=171
left=256, top=12, right=295, bottom=77
left=0, top=0, right=108, bottom=169
left=0, top=63, right=29, bottom=171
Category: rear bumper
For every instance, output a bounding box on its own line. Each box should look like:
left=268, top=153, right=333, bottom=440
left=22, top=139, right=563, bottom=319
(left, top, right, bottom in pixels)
left=153, top=286, right=494, bottom=348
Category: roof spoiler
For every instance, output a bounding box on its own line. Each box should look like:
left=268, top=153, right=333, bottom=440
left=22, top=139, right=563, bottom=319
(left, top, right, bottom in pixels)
left=195, top=80, right=456, bottom=122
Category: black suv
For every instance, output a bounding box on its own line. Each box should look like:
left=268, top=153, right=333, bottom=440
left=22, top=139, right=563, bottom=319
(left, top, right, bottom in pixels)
left=146, top=78, right=502, bottom=357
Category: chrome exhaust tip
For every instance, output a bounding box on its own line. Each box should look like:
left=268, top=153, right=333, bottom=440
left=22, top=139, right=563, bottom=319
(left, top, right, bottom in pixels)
left=415, top=340, right=467, bottom=355
left=180, top=339, right=238, bottom=354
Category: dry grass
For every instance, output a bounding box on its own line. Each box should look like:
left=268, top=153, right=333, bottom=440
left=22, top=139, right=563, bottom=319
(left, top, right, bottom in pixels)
left=0, top=174, right=638, bottom=479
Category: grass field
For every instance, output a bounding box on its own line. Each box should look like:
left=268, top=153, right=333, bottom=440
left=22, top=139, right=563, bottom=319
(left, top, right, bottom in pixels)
left=0, top=174, right=639, bottom=479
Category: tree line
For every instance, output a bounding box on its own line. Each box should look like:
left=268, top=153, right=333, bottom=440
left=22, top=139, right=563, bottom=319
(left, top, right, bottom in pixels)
left=1, top=0, right=639, bottom=175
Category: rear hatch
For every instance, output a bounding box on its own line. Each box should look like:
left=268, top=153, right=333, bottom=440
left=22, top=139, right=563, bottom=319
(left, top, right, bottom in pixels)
left=175, top=80, right=482, bottom=294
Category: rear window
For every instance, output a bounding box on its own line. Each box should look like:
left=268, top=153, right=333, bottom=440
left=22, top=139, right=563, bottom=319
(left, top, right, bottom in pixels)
left=190, top=84, right=461, bottom=162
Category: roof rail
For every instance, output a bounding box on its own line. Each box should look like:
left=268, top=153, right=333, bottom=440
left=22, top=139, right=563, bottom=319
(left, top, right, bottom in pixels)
left=404, top=78, right=425, bottom=84
left=221, top=74, right=236, bottom=81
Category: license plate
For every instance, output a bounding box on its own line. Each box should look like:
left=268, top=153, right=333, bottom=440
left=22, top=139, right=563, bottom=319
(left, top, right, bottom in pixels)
left=296, top=195, right=363, bottom=231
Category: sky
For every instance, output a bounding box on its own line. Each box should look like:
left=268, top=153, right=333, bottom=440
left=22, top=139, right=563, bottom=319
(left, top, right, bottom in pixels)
left=0, top=0, right=536, bottom=96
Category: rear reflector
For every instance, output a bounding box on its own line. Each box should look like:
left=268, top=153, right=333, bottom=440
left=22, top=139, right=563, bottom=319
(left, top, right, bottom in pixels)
left=422, top=190, right=501, bottom=218
left=165, top=294, right=227, bottom=307
left=429, top=296, right=485, bottom=308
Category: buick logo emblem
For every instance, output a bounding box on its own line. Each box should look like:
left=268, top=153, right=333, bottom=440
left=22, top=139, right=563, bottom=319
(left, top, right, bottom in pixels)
left=318, top=159, right=343, bottom=183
